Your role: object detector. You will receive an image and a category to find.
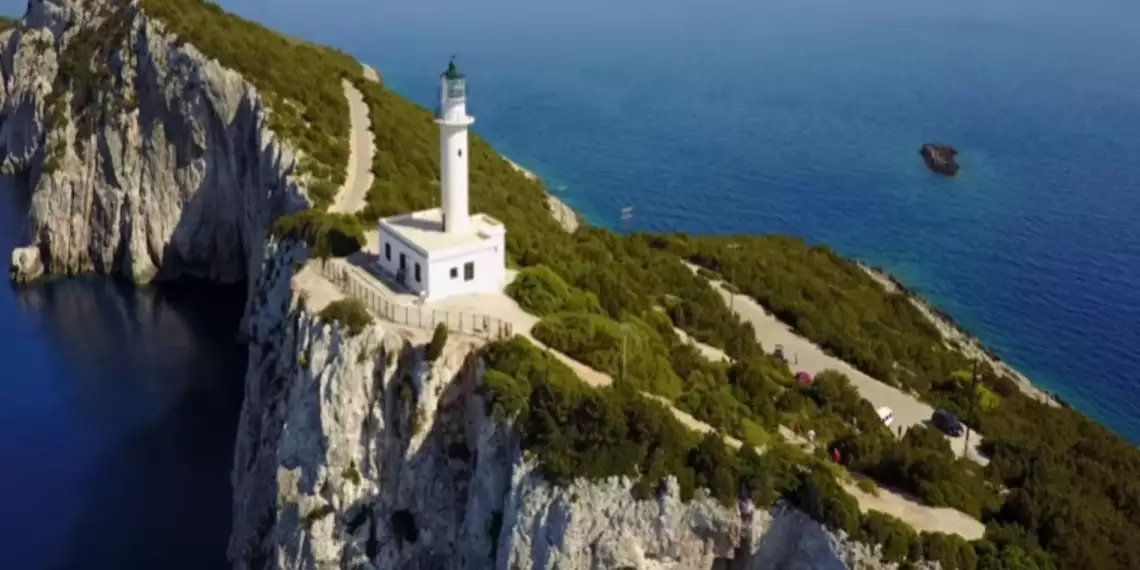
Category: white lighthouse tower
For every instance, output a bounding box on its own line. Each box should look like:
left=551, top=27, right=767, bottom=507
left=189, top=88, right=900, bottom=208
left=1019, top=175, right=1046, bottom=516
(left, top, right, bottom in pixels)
left=437, top=58, right=474, bottom=234
left=375, top=58, right=507, bottom=302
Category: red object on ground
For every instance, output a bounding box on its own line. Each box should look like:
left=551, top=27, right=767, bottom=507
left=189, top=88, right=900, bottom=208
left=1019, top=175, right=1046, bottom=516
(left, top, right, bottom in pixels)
left=796, top=371, right=813, bottom=385
left=833, top=448, right=841, bottom=463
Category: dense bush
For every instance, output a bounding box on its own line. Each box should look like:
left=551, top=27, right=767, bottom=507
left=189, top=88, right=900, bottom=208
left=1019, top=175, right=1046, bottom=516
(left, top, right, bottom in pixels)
left=506, top=265, right=603, bottom=316
left=858, top=511, right=918, bottom=563
left=790, top=470, right=862, bottom=536
left=919, top=531, right=978, bottom=570
left=318, top=298, right=372, bottom=337
left=271, top=210, right=365, bottom=258
left=532, top=313, right=684, bottom=399
left=142, top=0, right=361, bottom=210
left=480, top=338, right=800, bottom=504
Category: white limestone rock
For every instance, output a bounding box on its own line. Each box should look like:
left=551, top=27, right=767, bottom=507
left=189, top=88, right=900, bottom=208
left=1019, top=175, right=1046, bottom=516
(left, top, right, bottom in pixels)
left=1, top=0, right=307, bottom=283
left=9, top=244, right=43, bottom=282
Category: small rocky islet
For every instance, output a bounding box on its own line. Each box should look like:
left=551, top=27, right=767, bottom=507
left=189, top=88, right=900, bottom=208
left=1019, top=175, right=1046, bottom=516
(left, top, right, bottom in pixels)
left=920, top=143, right=960, bottom=176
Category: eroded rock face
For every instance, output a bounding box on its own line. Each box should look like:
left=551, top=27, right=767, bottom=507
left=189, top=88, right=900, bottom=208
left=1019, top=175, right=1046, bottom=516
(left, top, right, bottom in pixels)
left=1, top=0, right=307, bottom=284
left=231, top=279, right=928, bottom=570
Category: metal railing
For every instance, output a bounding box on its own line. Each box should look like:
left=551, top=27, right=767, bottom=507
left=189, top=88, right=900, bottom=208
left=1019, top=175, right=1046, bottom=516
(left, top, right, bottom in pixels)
left=319, top=261, right=514, bottom=340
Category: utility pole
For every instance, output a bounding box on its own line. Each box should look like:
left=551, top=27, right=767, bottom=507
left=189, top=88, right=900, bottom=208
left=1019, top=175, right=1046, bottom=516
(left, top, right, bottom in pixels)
left=619, top=205, right=634, bottom=385
left=964, top=360, right=980, bottom=457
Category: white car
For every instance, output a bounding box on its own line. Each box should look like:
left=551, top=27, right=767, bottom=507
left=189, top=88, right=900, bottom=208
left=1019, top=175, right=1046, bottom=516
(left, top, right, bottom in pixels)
left=876, top=406, right=894, bottom=427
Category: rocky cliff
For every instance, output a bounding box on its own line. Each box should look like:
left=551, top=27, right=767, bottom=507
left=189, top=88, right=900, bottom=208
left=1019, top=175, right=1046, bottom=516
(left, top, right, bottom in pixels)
left=232, top=276, right=921, bottom=570
left=1, top=0, right=306, bottom=286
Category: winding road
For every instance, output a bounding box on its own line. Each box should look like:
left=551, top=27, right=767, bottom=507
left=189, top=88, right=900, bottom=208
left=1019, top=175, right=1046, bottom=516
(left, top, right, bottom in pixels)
left=330, top=78, right=375, bottom=214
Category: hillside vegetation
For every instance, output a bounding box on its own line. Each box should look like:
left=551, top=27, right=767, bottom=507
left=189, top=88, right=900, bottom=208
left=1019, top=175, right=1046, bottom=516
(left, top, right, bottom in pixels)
left=138, top=2, right=1140, bottom=569
left=141, top=0, right=362, bottom=210
left=661, top=235, right=1140, bottom=569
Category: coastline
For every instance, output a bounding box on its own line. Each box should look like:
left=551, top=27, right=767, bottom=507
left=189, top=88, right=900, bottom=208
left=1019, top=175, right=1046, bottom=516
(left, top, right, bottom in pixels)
left=505, top=157, right=579, bottom=233
left=507, top=153, right=1058, bottom=410
left=859, top=263, right=1062, bottom=408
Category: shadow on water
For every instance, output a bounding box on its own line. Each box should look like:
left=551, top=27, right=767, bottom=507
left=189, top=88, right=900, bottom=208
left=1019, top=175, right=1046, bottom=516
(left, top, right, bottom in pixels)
left=5, top=273, right=248, bottom=570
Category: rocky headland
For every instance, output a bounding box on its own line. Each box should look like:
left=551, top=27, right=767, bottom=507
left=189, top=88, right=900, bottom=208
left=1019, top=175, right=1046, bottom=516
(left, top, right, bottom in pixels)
left=8, top=1, right=1135, bottom=569
left=0, top=1, right=922, bottom=568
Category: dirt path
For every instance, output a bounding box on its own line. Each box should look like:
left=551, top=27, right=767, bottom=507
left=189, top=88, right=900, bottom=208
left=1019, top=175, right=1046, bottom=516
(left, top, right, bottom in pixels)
left=329, top=80, right=374, bottom=214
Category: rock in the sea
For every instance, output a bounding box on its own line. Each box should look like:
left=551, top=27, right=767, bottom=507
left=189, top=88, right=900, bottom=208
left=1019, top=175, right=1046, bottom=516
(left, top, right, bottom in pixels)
left=9, top=245, right=43, bottom=283
left=920, top=143, right=960, bottom=176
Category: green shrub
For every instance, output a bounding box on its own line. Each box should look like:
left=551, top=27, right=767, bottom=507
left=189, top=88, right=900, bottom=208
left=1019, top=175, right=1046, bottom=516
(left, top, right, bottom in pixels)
left=506, top=265, right=603, bottom=316
left=859, top=511, right=917, bottom=563
left=532, top=313, right=683, bottom=399
left=483, top=338, right=716, bottom=501
left=426, top=323, right=448, bottom=361
left=271, top=210, right=365, bottom=259
left=920, top=531, right=978, bottom=570
left=790, top=470, right=861, bottom=536
left=318, top=298, right=373, bottom=337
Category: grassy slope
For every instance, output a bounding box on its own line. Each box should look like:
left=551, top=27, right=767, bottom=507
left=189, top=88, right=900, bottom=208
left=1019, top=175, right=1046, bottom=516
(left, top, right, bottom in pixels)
left=141, top=0, right=361, bottom=211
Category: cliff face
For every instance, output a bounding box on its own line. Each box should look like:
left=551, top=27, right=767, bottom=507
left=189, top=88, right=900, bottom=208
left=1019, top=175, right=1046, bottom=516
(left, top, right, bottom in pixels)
left=1, top=0, right=306, bottom=284
left=233, top=281, right=913, bottom=570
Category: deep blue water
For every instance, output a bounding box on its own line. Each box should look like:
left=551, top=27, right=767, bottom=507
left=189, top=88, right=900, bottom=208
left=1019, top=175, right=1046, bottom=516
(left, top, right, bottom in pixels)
left=0, top=180, right=245, bottom=570
left=218, top=0, right=1140, bottom=440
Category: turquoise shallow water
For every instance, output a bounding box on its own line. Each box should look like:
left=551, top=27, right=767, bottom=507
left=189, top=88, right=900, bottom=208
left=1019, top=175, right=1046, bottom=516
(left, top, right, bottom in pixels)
left=228, top=0, right=1140, bottom=441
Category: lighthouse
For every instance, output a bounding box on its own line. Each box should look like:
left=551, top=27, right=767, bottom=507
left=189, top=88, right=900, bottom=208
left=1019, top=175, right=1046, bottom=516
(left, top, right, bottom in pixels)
left=437, top=58, right=474, bottom=234
left=375, top=58, right=507, bottom=303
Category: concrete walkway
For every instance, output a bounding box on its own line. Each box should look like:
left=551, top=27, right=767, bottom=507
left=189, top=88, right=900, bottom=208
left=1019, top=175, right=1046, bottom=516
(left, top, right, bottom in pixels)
left=329, top=80, right=375, bottom=214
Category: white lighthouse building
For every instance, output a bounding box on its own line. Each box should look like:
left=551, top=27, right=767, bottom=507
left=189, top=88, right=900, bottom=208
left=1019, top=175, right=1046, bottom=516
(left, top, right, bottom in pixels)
left=376, top=58, right=507, bottom=302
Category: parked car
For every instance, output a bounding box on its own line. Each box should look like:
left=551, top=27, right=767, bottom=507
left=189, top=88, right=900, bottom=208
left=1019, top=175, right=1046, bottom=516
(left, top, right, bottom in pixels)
left=932, top=409, right=965, bottom=437
left=876, top=406, right=894, bottom=427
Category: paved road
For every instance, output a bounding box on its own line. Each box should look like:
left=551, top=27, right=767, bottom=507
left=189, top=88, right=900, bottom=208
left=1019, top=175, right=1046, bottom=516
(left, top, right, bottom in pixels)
left=682, top=262, right=988, bottom=464
left=330, top=80, right=374, bottom=214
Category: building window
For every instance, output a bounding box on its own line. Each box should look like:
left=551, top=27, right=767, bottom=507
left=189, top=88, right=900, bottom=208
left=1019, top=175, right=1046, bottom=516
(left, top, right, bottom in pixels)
left=399, top=253, right=406, bottom=270
left=450, top=267, right=458, bottom=279
left=414, top=262, right=421, bottom=283
left=385, top=242, right=391, bottom=261
left=464, top=261, right=475, bottom=281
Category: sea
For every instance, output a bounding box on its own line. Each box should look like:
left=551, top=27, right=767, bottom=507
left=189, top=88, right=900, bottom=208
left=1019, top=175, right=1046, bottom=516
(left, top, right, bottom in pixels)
left=1, top=0, right=1139, bottom=568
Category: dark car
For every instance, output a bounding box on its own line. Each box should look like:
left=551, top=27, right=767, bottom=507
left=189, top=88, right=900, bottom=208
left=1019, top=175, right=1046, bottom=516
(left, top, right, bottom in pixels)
left=932, top=409, right=965, bottom=437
